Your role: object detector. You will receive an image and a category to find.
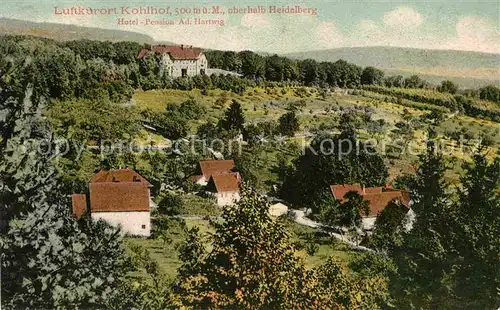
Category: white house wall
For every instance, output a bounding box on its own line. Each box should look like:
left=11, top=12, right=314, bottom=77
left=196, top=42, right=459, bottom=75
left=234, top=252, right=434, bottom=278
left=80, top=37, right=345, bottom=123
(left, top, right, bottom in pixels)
left=196, top=54, right=208, bottom=74
left=361, top=217, right=377, bottom=231
left=362, top=208, right=413, bottom=231
left=196, top=176, right=208, bottom=186
left=92, top=211, right=151, bottom=237
left=162, top=53, right=208, bottom=78
left=216, top=192, right=240, bottom=206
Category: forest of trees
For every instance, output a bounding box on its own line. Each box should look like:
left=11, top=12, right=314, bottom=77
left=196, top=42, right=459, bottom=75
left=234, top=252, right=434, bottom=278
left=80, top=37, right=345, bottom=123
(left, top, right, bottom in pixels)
left=278, top=129, right=389, bottom=210
left=1, top=34, right=499, bottom=107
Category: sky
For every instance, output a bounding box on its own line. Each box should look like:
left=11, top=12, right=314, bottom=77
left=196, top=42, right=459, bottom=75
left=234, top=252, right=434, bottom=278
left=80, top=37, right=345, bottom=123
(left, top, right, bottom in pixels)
left=1, top=0, right=499, bottom=54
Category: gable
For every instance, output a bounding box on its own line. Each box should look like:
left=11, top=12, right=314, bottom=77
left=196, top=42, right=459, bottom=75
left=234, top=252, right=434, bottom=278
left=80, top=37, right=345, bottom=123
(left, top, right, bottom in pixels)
left=137, top=45, right=203, bottom=60
left=209, top=172, right=241, bottom=193
left=330, top=184, right=363, bottom=200
left=199, top=160, right=235, bottom=179
left=361, top=191, right=409, bottom=217
left=89, top=183, right=150, bottom=212
left=91, top=169, right=151, bottom=186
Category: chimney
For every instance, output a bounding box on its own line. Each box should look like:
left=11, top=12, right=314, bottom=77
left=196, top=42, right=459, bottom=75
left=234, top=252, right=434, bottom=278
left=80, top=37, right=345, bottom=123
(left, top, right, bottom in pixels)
left=72, top=194, right=88, bottom=219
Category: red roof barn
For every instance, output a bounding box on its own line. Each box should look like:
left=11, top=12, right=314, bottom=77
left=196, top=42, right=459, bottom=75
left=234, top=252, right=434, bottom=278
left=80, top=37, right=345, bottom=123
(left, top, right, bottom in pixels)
left=330, top=184, right=410, bottom=217
left=89, top=169, right=152, bottom=213
left=71, top=169, right=153, bottom=237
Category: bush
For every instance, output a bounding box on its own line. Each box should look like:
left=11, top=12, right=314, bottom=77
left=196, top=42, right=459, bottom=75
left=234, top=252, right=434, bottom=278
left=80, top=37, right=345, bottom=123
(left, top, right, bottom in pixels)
left=157, top=193, right=183, bottom=215
left=305, top=238, right=319, bottom=256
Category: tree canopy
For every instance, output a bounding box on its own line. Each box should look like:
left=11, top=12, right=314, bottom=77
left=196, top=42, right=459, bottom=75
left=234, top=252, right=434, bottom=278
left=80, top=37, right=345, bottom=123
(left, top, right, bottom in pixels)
left=0, top=79, right=129, bottom=308
left=279, top=130, right=388, bottom=210
left=172, top=185, right=391, bottom=309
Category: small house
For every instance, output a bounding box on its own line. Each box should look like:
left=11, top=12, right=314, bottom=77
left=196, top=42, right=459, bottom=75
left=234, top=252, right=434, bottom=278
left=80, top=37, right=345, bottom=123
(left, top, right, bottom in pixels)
left=206, top=172, right=242, bottom=206
left=330, top=184, right=410, bottom=230
left=192, top=159, right=243, bottom=206
left=72, top=169, right=153, bottom=237
left=193, top=160, right=236, bottom=185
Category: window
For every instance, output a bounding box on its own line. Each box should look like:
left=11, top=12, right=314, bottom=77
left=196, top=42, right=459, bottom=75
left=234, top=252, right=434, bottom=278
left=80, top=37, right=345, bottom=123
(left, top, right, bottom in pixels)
left=141, top=224, right=146, bottom=229
left=200, top=69, right=206, bottom=75
left=181, top=68, right=187, bottom=77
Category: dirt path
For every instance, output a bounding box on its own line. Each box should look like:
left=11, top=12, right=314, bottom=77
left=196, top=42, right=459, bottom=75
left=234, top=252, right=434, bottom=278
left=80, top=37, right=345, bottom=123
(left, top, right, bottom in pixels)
left=290, top=209, right=376, bottom=253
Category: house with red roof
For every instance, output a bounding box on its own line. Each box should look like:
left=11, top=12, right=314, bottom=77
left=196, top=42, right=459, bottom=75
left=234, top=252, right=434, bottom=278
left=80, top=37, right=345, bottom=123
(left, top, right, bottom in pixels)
left=193, top=160, right=236, bottom=185
left=207, top=172, right=242, bottom=206
left=137, top=44, right=208, bottom=78
left=192, top=160, right=242, bottom=206
left=72, top=169, right=153, bottom=237
left=330, top=184, right=410, bottom=230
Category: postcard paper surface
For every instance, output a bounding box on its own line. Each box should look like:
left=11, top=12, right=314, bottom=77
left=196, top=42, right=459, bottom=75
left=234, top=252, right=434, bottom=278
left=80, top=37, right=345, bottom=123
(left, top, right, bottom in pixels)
left=1, top=0, right=499, bottom=309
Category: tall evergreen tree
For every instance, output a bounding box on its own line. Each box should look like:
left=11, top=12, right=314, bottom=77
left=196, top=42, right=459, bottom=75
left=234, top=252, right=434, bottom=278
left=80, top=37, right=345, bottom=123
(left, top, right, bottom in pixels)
left=452, top=152, right=500, bottom=308
left=279, top=130, right=388, bottom=210
left=0, top=63, right=129, bottom=308
left=172, top=185, right=390, bottom=309
left=370, top=201, right=409, bottom=253
left=219, top=100, right=245, bottom=134
left=278, top=111, right=300, bottom=137
left=391, top=130, right=455, bottom=308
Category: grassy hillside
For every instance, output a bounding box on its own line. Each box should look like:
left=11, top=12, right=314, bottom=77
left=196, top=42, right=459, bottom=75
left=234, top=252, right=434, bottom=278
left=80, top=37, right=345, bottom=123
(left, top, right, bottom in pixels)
left=126, top=218, right=361, bottom=280
left=0, top=17, right=158, bottom=43
left=285, top=46, right=500, bottom=87
left=384, top=69, right=498, bottom=89
left=133, top=86, right=499, bottom=187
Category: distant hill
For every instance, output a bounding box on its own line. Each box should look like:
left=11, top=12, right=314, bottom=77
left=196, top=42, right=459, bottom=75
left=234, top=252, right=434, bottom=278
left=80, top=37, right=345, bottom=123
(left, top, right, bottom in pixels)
left=0, top=17, right=159, bottom=43
left=284, top=46, right=500, bottom=88
left=1, top=19, right=498, bottom=88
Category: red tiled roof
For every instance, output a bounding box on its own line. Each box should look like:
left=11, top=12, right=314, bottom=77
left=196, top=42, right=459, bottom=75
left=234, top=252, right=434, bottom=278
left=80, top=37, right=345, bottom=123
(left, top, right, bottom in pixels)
left=330, top=184, right=363, bottom=200
left=88, top=169, right=152, bottom=212
left=89, top=183, right=150, bottom=212
left=210, top=172, right=241, bottom=193
left=192, top=175, right=204, bottom=182
left=137, top=48, right=149, bottom=59
left=72, top=194, right=87, bottom=218
left=137, top=45, right=204, bottom=60
left=401, top=190, right=410, bottom=205
left=330, top=184, right=410, bottom=217
left=364, top=186, right=383, bottom=194
left=330, top=184, right=383, bottom=199
left=362, top=191, right=410, bottom=217
left=199, top=160, right=235, bottom=179
left=91, top=169, right=151, bottom=186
